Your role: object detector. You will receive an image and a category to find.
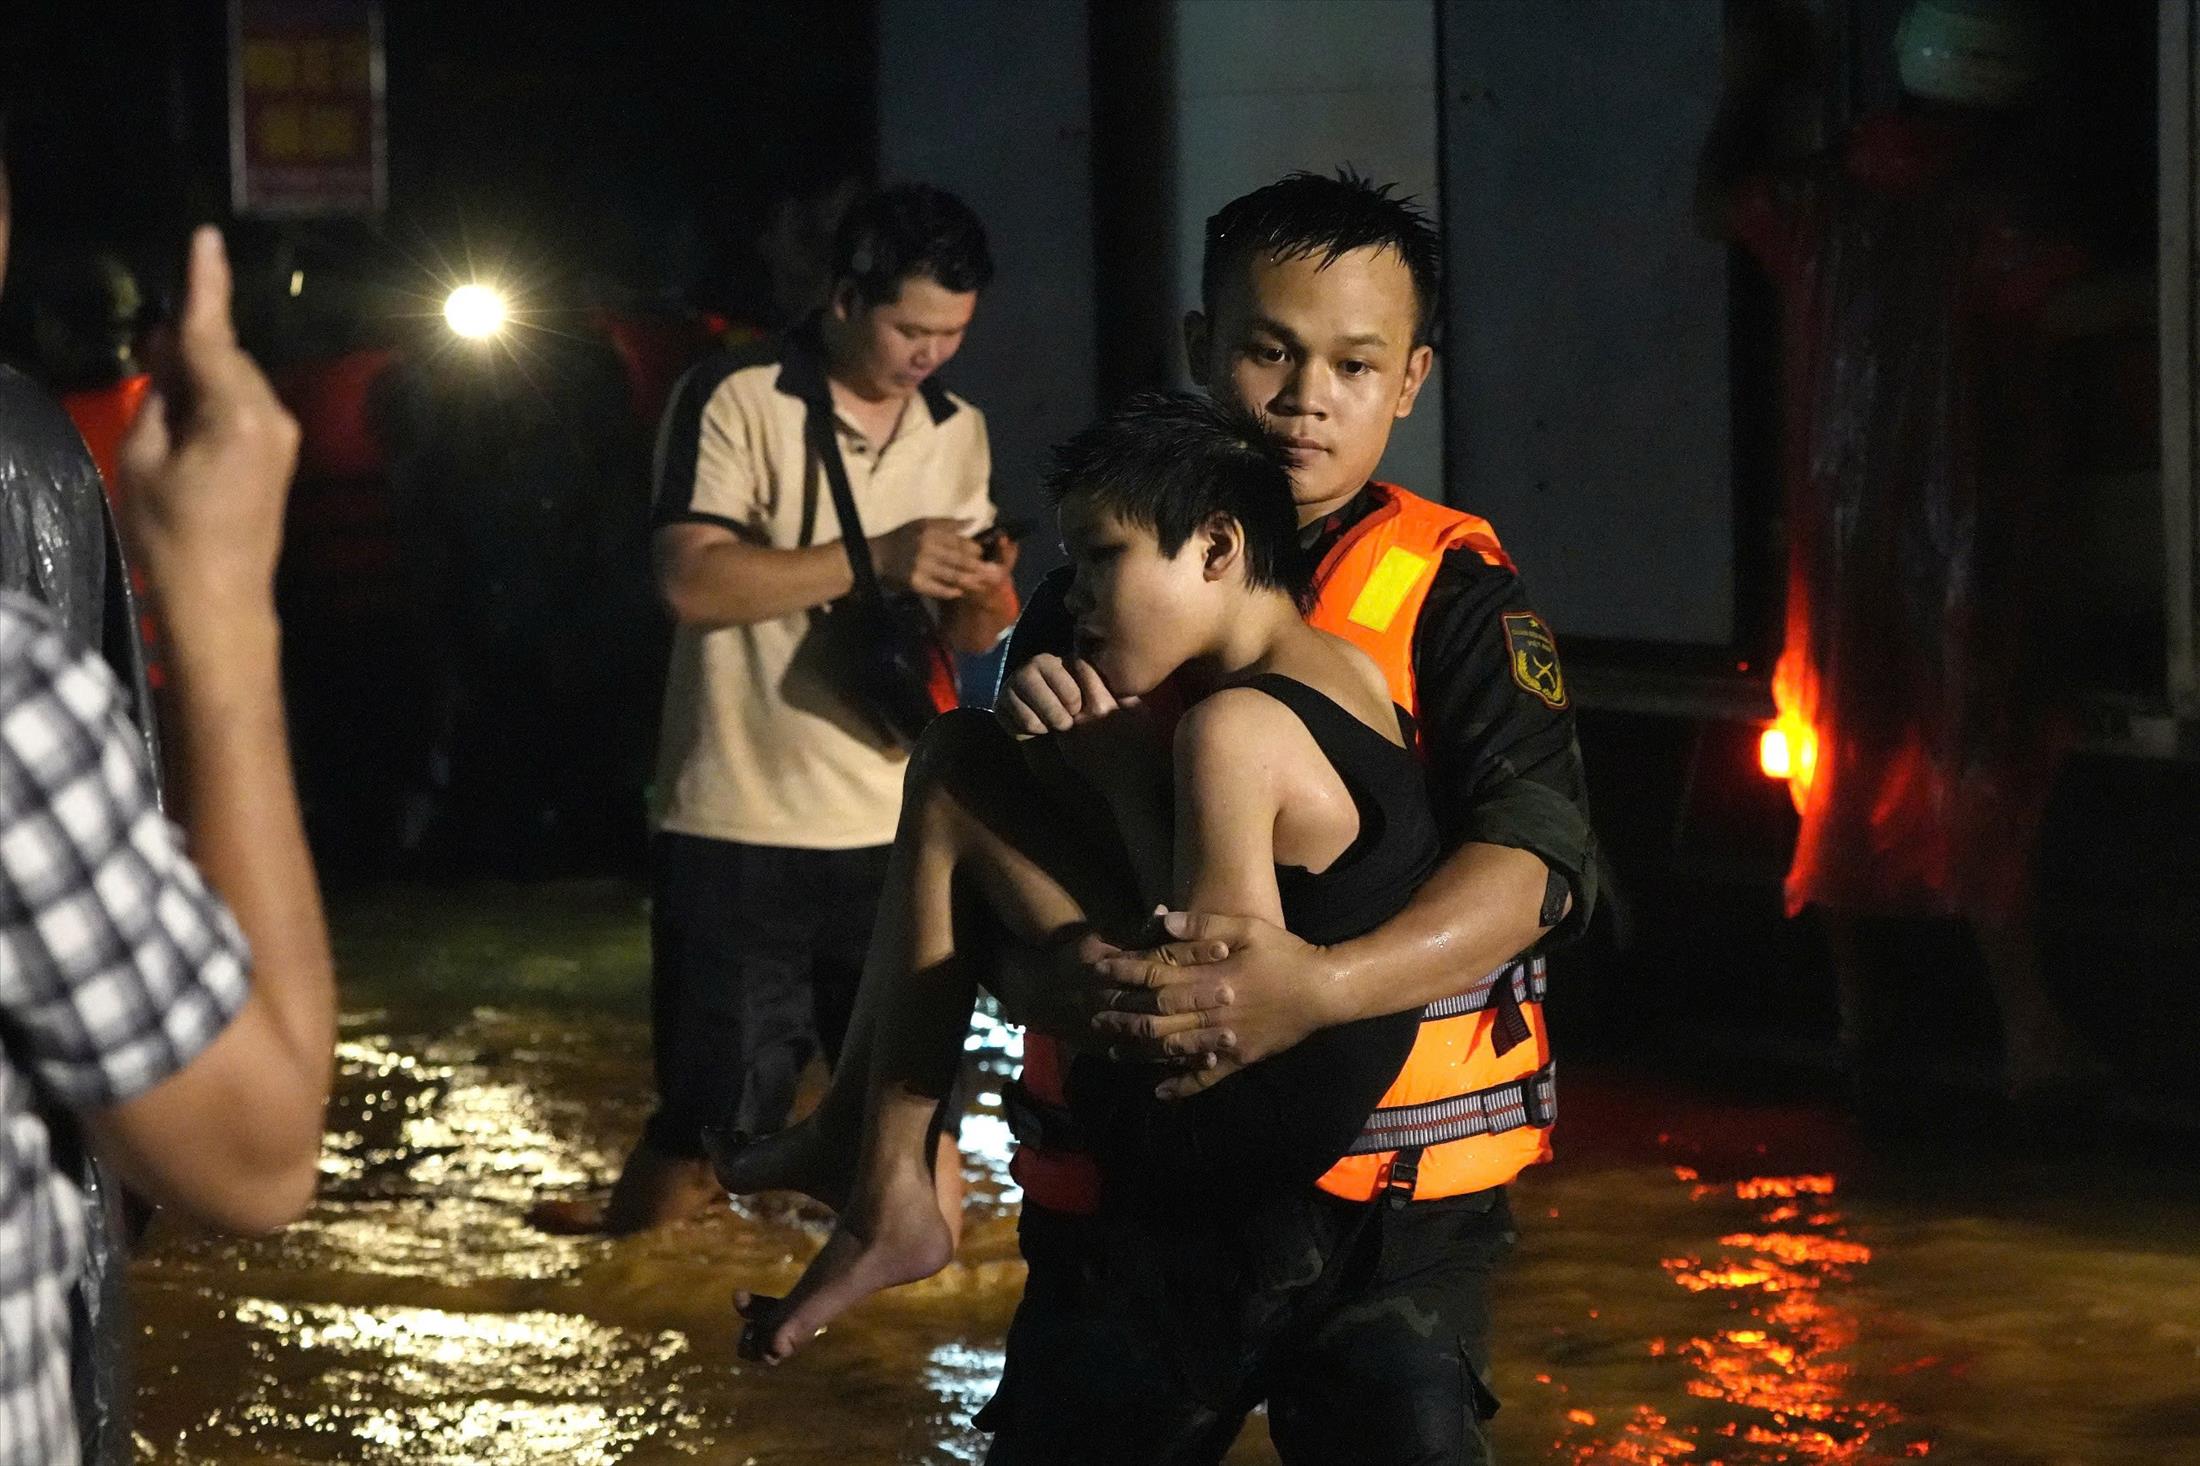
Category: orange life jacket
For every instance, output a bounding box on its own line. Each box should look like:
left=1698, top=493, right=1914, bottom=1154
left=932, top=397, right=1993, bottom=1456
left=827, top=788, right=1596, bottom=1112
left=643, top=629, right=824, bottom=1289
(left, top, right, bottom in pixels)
left=1301, top=483, right=1554, bottom=1202
left=1005, top=1025, right=1102, bottom=1213
left=1007, top=482, right=1556, bottom=1211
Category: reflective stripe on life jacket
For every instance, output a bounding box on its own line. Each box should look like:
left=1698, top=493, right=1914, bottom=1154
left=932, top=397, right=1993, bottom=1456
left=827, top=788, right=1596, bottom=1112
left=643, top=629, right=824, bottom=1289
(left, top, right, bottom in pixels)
left=1418, top=953, right=1546, bottom=1021
left=1344, top=1060, right=1556, bottom=1156
left=1303, top=483, right=1555, bottom=1203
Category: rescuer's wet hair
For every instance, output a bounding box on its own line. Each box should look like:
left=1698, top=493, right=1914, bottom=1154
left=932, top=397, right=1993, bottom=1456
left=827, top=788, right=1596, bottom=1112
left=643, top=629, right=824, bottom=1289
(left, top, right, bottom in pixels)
left=1046, top=391, right=1313, bottom=611
left=1202, top=169, right=1442, bottom=346
left=831, top=183, right=995, bottom=307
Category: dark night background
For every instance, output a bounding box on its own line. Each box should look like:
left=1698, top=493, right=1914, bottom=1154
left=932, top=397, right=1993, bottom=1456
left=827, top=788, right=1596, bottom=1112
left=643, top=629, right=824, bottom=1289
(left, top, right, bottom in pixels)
left=5, top=6, right=2199, bottom=1460
left=2, top=3, right=895, bottom=884
left=0, top=0, right=2191, bottom=1105
left=1, top=2, right=880, bottom=339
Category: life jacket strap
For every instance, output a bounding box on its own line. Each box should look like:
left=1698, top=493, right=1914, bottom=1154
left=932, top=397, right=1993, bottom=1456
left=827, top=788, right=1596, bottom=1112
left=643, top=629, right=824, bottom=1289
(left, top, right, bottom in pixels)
left=1002, top=1077, right=1086, bottom=1153
left=1416, top=955, right=1547, bottom=1021
left=1417, top=955, right=1546, bottom=1057
left=1343, top=1061, right=1558, bottom=1158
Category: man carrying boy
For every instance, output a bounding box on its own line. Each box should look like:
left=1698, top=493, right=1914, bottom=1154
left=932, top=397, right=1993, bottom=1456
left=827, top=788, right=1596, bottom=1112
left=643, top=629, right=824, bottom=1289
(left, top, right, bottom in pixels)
left=982, top=173, right=1597, bottom=1464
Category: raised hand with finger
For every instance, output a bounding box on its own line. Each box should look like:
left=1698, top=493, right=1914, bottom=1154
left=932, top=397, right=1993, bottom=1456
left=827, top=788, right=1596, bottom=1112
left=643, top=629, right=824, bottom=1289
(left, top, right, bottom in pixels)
left=118, top=226, right=302, bottom=630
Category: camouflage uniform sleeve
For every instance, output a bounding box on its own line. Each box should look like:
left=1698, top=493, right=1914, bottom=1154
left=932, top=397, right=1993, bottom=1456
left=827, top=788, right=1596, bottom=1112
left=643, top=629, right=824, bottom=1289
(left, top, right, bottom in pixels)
left=1412, top=549, right=1598, bottom=946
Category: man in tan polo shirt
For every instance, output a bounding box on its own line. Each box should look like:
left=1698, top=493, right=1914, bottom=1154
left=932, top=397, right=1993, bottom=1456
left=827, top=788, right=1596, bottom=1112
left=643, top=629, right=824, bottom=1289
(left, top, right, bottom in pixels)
left=534, top=185, right=1018, bottom=1233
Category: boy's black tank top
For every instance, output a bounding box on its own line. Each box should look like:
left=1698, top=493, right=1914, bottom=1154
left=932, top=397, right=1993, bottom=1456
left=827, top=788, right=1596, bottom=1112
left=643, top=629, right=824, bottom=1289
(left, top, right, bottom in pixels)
left=1068, top=672, right=1440, bottom=1208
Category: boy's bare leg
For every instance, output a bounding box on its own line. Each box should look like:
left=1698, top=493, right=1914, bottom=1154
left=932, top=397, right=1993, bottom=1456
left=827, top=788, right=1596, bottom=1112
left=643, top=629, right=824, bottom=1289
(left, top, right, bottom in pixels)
left=714, top=714, right=1126, bottom=1208
left=731, top=713, right=1127, bottom=1361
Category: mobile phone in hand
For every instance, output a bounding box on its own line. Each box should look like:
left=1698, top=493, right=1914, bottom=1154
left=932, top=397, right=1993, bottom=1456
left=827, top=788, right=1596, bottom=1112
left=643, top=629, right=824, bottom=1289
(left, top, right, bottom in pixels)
left=976, top=519, right=1030, bottom=563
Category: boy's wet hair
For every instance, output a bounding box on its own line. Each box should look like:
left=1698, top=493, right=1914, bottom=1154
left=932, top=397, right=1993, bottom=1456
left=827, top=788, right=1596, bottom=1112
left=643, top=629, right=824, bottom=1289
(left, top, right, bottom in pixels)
left=831, top=183, right=995, bottom=308
left=1046, top=391, right=1314, bottom=610
left=1201, top=169, right=1441, bottom=346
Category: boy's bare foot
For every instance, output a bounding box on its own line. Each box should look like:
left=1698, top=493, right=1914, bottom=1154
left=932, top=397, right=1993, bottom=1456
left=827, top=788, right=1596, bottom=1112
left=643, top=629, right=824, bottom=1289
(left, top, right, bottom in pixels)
left=527, top=1143, right=723, bottom=1236
left=732, top=1156, right=954, bottom=1362
left=702, top=1117, right=854, bottom=1211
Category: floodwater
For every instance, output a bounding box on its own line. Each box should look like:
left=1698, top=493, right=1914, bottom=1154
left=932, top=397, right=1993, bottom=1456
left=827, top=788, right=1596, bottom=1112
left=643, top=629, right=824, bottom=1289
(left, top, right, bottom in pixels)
left=130, top=882, right=2200, bottom=1464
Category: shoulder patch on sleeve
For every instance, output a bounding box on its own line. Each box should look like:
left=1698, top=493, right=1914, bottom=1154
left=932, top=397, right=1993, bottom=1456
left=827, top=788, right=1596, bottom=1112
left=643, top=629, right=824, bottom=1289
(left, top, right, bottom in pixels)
left=1501, top=611, right=1567, bottom=709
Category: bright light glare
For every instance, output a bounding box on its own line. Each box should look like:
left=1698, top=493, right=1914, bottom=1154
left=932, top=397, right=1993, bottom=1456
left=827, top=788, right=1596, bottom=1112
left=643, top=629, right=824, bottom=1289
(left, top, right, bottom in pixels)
left=443, top=283, right=508, bottom=340
left=1759, top=726, right=1794, bottom=780
left=1759, top=720, right=1819, bottom=787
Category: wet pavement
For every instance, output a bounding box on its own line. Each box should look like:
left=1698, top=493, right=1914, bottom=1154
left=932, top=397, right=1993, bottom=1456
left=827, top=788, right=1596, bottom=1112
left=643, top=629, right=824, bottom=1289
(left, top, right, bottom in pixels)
left=129, top=882, right=2200, bottom=1464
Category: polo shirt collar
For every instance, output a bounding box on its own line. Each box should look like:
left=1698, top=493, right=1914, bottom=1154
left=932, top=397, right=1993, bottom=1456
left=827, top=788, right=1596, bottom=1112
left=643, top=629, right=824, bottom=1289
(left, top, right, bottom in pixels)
left=774, top=313, right=961, bottom=427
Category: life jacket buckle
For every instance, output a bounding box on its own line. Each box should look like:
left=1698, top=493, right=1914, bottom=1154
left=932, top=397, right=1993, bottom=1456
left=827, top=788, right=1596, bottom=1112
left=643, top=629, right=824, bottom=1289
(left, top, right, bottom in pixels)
left=1520, top=1067, right=1555, bottom=1129
left=1383, top=1148, right=1423, bottom=1208
left=1001, top=1078, right=1084, bottom=1151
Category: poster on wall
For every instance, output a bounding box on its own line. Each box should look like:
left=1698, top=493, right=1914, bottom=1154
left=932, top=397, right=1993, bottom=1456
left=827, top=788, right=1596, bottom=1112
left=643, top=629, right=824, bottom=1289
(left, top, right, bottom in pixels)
left=228, top=0, right=387, bottom=216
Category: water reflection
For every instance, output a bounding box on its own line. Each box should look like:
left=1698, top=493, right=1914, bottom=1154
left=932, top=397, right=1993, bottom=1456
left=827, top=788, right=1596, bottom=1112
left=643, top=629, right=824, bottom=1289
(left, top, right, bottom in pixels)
left=325, top=1031, right=609, bottom=1202
left=1552, top=1167, right=1930, bottom=1464
left=961, top=1001, right=1025, bottom=1205
left=134, top=908, right=1025, bottom=1464
left=126, top=883, right=2200, bottom=1464
left=925, top=1342, right=1011, bottom=1465
left=160, top=1299, right=702, bottom=1464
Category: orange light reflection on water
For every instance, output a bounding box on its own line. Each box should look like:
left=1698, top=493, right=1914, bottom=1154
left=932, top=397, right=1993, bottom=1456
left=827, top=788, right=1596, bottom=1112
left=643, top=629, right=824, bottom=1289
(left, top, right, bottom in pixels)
left=1555, top=1170, right=1934, bottom=1464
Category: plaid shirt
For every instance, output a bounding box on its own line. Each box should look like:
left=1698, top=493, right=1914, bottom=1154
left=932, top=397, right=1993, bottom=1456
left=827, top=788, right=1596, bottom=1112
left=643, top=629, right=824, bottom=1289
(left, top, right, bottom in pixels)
left=0, top=591, right=249, bottom=1465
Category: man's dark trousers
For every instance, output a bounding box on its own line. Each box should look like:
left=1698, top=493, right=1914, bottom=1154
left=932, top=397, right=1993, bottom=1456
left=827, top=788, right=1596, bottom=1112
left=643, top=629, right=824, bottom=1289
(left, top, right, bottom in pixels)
left=639, top=832, right=890, bottom=1157
left=978, top=1189, right=1516, bottom=1465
